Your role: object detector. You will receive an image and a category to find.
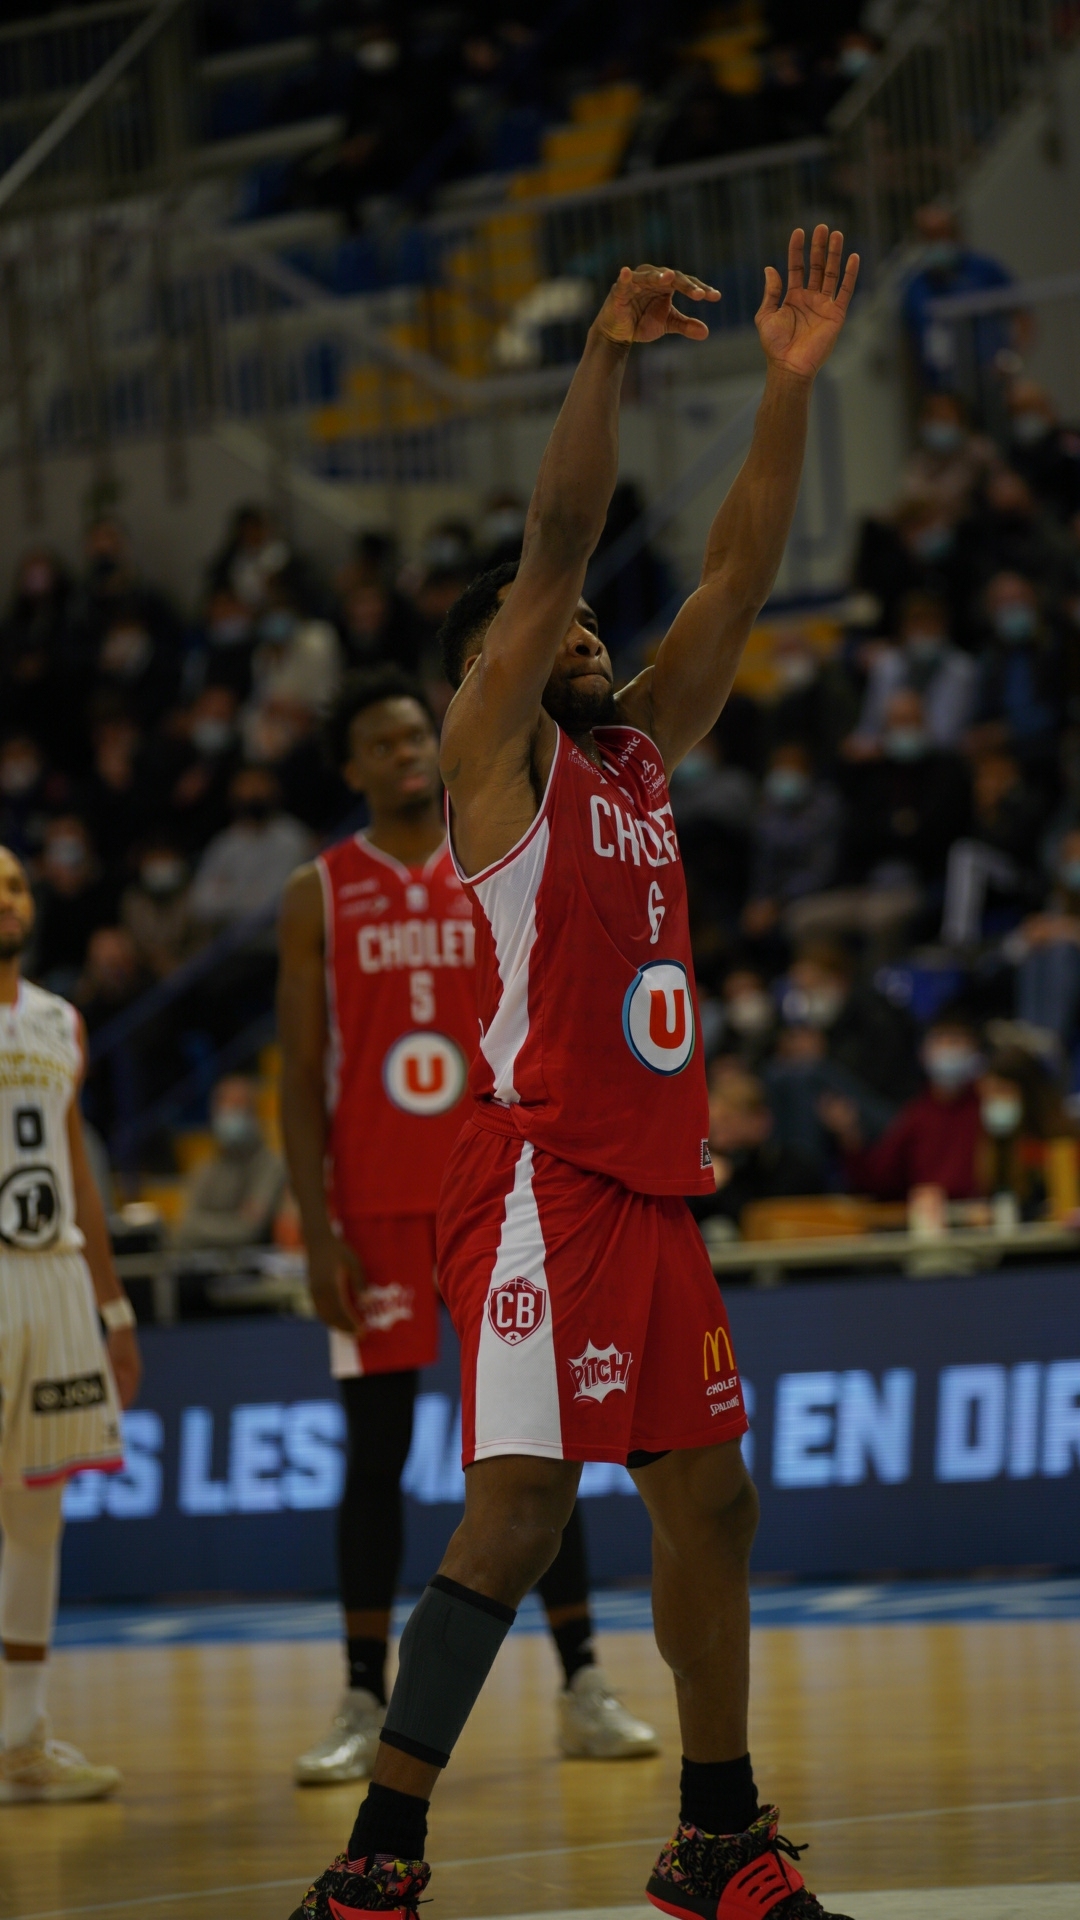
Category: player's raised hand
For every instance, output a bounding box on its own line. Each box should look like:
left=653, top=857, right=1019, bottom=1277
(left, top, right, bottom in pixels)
left=756, top=225, right=859, bottom=381
left=595, top=264, right=720, bottom=346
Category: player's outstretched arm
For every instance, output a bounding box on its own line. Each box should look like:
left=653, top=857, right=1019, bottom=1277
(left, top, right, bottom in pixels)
left=619, top=227, right=859, bottom=772
left=68, top=1024, right=141, bottom=1409
left=277, top=866, right=364, bottom=1335
left=441, top=266, right=719, bottom=807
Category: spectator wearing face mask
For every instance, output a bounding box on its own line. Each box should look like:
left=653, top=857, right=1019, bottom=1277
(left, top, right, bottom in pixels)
left=1006, top=380, right=1080, bottom=523
left=91, top=602, right=182, bottom=733
left=0, top=734, right=69, bottom=866
left=900, top=206, right=1021, bottom=396
left=781, top=939, right=921, bottom=1108
left=476, top=492, right=527, bottom=569
left=847, top=592, right=977, bottom=753
left=974, top=1054, right=1056, bottom=1219
left=718, top=965, right=777, bottom=1069
left=200, top=588, right=257, bottom=699
left=689, top=1065, right=824, bottom=1233
left=799, top=689, right=972, bottom=950
left=940, top=749, right=1046, bottom=949
left=1006, top=827, right=1080, bottom=1052
left=896, top=394, right=1001, bottom=520
left=968, top=573, right=1060, bottom=779
left=668, top=730, right=755, bottom=947
left=31, top=815, right=119, bottom=992
left=153, top=686, right=242, bottom=852
left=247, top=582, right=342, bottom=725
left=206, top=505, right=292, bottom=614
left=854, top=498, right=973, bottom=642
left=68, top=517, right=179, bottom=665
left=819, top=1011, right=987, bottom=1199
left=120, top=841, right=206, bottom=980
left=173, top=1076, right=286, bottom=1251
left=767, top=630, right=859, bottom=771
left=741, top=744, right=843, bottom=947
left=189, top=768, right=313, bottom=935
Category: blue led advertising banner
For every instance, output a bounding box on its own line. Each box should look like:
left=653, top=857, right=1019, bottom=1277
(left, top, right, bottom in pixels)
left=58, top=1267, right=1080, bottom=1600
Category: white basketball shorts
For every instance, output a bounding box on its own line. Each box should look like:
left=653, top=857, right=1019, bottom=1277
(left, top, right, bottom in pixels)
left=0, top=1251, right=124, bottom=1489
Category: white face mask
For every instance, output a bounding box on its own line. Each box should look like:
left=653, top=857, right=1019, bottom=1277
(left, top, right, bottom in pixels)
left=885, top=724, right=929, bottom=761
left=213, top=1109, right=258, bottom=1149
left=784, top=983, right=845, bottom=1029
left=191, top=718, right=234, bottom=757
left=100, top=626, right=151, bottom=677
left=924, top=1043, right=980, bottom=1091
left=775, top=653, right=816, bottom=691
left=981, top=1094, right=1023, bottom=1137
left=140, top=857, right=186, bottom=896
left=764, top=766, right=810, bottom=807
left=920, top=420, right=963, bottom=454
left=357, top=38, right=400, bottom=71
left=905, top=630, right=945, bottom=663
left=727, top=991, right=774, bottom=1037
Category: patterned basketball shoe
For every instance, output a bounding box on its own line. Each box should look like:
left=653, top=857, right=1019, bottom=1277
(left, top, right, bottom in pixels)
left=287, top=1851, right=430, bottom=1920
left=647, top=1806, right=853, bottom=1920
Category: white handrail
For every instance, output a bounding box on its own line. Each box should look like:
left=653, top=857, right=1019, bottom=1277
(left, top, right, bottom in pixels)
left=0, top=0, right=187, bottom=218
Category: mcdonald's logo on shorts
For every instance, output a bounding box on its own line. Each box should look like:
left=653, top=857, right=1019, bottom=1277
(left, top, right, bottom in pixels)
left=703, top=1325, right=735, bottom=1381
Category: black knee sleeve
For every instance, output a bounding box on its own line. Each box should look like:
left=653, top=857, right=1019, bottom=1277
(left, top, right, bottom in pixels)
left=380, top=1575, right=515, bottom=1768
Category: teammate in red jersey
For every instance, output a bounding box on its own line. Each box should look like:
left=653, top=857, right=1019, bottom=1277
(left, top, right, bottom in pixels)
left=278, top=667, right=657, bottom=1788
left=290, top=231, right=858, bottom=1920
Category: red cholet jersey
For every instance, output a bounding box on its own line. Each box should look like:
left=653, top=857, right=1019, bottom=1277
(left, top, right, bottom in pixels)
left=448, top=724, right=712, bottom=1197
left=317, top=833, right=478, bottom=1218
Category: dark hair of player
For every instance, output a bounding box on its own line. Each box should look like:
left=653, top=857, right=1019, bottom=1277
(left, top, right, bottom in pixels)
left=324, top=666, right=436, bottom=771
left=437, top=561, right=520, bottom=689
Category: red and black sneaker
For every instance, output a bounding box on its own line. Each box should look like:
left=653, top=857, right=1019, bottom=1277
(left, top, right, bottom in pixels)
left=646, top=1806, right=852, bottom=1920
left=288, top=1851, right=430, bottom=1920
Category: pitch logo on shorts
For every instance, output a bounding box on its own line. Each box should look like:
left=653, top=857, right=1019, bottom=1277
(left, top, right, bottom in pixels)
left=621, top=961, right=695, bottom=1075
left=382, top=1031, right=467, bottom=1115
left=568, top=1340, right=633, bottom=1403
left=487, top=1276, right=547, bottom=1345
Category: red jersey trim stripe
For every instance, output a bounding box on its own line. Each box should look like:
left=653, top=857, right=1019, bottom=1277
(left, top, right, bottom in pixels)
left=445, top=726, right=563, bottom=886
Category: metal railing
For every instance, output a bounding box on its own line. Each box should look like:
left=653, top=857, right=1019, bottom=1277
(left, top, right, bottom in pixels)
left=926, top=266, right=1080, bottom=431
left=829, top=0, right=1061, bottom=276
left=0, top=0, right=193, bottom=219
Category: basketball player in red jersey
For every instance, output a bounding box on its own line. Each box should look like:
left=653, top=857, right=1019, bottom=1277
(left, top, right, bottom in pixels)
left=278, top=667, right=657, bottom=1789
left=290, top=230, right=858, bottom=1920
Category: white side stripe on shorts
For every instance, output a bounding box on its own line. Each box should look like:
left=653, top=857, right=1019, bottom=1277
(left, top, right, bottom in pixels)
left=473, top=1141, right=563, bottom=1461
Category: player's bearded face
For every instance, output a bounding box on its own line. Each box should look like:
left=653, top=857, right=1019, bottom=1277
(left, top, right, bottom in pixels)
left=542, top=654, right=617, bottom=733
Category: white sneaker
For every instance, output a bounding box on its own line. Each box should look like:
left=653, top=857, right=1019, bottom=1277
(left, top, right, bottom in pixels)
left=293, top=1688, right=384, bottom=1786
left=557, top=1664, right=660, bottom=1758
left=0, top=1720, right=120, bottom=1803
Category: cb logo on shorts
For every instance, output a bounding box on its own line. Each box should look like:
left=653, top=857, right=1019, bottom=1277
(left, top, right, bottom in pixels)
left=382, top=1031, right=467, bottom=1116
left=622, top=962, right=695, bottom=1075
left=487, top=1276, right=546, bottom=1345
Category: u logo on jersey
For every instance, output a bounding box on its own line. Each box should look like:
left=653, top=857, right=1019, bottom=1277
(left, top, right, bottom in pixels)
left=382, top=1031, right=467, bottom=1116
left=621, top=961, right=696, bottom=1075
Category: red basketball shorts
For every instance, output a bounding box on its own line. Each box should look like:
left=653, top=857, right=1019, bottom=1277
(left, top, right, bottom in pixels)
left=436, top=1121, right=748, bottom=1466
left=328, top=1213, right=440, bottom=1379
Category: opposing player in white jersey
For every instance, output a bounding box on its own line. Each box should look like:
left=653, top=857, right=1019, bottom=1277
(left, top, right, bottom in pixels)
left=0, top=844, right=141, bottom=1802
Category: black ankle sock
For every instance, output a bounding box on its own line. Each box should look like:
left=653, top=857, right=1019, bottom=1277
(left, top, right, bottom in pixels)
left=550, top=1615, right=596, bottom=1687
left=347, top=1636, right=388, bottom=1703
left=680, top=1754, right=759, bottom=1836
left=349, top=1780, right=430, bottom=1864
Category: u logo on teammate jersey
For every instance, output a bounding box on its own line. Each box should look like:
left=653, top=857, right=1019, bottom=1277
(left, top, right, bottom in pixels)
left=621, top=961, right=695, bottom=1075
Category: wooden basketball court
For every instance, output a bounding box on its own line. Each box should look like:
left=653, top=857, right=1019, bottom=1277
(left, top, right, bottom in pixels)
left=5, top=1608, right=1080, bottom=1920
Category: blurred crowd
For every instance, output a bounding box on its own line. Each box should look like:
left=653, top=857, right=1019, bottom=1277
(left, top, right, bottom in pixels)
left=4, top=191, right=1080, bottom=1228
left=199, top=0, right=889, bottom=225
